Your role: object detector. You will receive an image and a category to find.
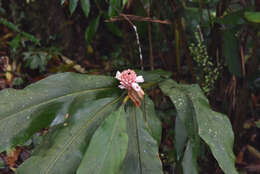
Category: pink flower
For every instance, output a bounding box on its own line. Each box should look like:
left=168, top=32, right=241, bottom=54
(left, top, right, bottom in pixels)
left=115, top=69, right=144, bottom=91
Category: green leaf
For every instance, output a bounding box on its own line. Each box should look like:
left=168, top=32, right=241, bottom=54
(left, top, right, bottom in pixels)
left=85, top=16, right=100, bottom=44
left=159, top=80, right=199, bottom=174
left=108, top=0, right=121, bottom=17
left=160, top=79, right=238, bottom=174
left=10, top=34, right=21, bottom=52
left=0, top=18, right=20, bottom=32
left=21, top=32, right=40, bottom=45
left=80, top=0, right=91, bottom=17
left=18, top=97, right=120, bottom=174
left=119, top=104, right=163, bottom=174
left=245, top=11, right=260, bottom=23
left=0, top=72, right=118, bottom=152
left=77, top=106, right=128, bottom=174
left=182, top=140, right=198, bottom=174
left=70, top=0, right=79, bottom=15
left=175, top=116, right=187, bottom=160
left=142, top=96, right=162, bottom=144
left=223, top=30, right=242, bottom=77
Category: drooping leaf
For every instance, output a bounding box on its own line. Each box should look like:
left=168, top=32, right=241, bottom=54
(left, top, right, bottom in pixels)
left=77, top=106, right=128, bottom=174
left=160, top=79, right=239, bottom=174
left=245, top=11, right=260, bottom=23
left=69, top=0, right=79, bottom=15
left=80, top=0, right=91, bottom=17
left=223, top=30, right=242, bottom=77
left=119, top=104, right=163, bottom=174
left=85, top=15, right=100, bottom=44
left=159, top=80, right=199, bottom=174
left=0, top=72, right=118, bottom=152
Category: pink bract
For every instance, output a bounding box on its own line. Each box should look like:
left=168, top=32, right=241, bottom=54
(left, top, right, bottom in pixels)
left=115, top=69, right=144, bottom=91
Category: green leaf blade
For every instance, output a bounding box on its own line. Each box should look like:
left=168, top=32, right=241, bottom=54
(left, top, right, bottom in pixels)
left=120, top=105, right=163, bottom=174
left=69, top=0, right=79, bottom=15
left=17, top=97, right=120, bottom=174
left=160, top=79, right=238, bottom=174
left=80, top=0, right=91, bottom=17
left=0, top=72, right=118, bottom=152
left=77, top=106, right=128, bottom=174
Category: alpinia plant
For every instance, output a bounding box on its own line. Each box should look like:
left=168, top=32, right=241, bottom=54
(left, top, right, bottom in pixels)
left=0, top=70, right=238, bottom=174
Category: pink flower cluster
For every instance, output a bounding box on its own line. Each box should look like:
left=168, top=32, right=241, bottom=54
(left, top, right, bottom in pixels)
left=115, top=69, right=144, bottom=92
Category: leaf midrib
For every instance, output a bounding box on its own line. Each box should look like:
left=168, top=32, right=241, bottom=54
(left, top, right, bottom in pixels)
left=43, top=96, right=121, bottom=174
left=0, top=87, right=113, bottom=124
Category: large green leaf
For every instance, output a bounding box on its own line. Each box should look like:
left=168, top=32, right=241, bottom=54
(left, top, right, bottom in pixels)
left=160, top=79, right=238, bottom=174
left=119, top=103, right=163, bottom=174
left=77, top=106, right=128, bottom=174
left=17, top=97, right=120, bottom=174
left=0, top=72, right=118, bottom=152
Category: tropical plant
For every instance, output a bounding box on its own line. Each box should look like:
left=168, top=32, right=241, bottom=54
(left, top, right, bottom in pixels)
left=0, top=70, right=238, bottom=174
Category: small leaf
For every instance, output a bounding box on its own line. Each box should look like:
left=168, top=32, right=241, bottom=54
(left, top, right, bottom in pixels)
left=223, top=30, right=242, bottom=77
left=245, top=11, right=260, bottom=23
left=77, top=106, right=128, bottom=174
left=80, top=0, right=90, bottom=17
left=0, top=18, right=20, bottom=32
left=10, top=34, right=21, bottom=52
left=21, top=32, right=40, bottom=45
left=69, top=0, right=79, bottom=15
left=85, top=16, right=100, bottom=44
left=108, top=0, right=121, bottom=17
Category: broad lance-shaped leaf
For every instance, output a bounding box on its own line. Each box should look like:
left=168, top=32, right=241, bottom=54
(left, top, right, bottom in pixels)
left=160, top=79, right=238, bottom=174
left=120, top=103, right=163, bottom=174
left=17, top=97, right=120, bottom=174
left=77, top=106, right=128, bottom=174
left=0, top=72, right=119, bottom=152
left=159, top=80, right=199, bottom=174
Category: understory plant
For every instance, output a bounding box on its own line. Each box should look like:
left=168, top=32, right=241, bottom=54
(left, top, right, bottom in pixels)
left=0, top=69, right=238, bottom=174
